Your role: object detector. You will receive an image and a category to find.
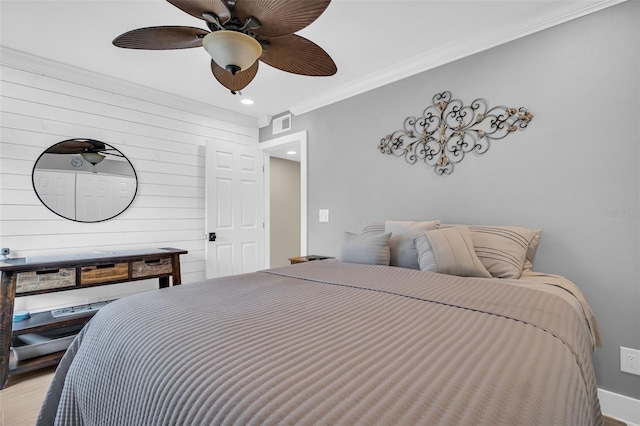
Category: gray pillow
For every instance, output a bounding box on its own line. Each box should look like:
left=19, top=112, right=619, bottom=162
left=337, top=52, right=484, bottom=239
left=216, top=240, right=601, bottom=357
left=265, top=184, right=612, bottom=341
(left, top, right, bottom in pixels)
left=414, top=232, right=438, bottom=272
left=340, top=232, right=391, bottom=265
left=360, top=222, right=385, bottom=234
left=384, top=220, right=440, bottom=269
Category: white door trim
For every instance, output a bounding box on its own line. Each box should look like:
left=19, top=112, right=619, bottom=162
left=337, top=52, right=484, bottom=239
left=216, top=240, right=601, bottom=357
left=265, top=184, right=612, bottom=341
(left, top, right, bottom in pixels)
left=260, top=130, right=308, bottom=267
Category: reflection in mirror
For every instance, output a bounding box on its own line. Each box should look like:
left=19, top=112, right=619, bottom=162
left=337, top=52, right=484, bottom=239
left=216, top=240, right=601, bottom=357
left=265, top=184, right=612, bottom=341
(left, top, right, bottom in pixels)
left=32, top=139, right=138, bottom=222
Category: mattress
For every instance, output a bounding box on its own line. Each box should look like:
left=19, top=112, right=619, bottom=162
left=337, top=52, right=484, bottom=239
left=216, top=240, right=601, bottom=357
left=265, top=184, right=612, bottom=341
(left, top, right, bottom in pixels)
left=37, top=261, right=602, bottom=425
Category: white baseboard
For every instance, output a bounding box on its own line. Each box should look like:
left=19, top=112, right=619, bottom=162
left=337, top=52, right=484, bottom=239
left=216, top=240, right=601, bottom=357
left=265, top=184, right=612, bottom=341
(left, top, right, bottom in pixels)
left=599, top=388, right=640, bottom=426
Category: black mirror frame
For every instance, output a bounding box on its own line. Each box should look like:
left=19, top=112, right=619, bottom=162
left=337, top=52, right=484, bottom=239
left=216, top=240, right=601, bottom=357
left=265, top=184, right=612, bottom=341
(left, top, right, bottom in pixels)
left=32, top=139, right=138, bottom=223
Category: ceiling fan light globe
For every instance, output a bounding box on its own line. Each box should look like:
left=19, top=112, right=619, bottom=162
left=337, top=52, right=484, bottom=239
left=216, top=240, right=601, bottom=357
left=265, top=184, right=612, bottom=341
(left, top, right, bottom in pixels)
left=202, top=31, right=262, bottom=74
left=81, top=152, right=106, bottom=165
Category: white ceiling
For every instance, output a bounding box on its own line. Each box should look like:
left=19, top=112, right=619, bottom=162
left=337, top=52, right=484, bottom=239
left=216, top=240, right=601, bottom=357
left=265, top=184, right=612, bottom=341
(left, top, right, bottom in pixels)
left=0, top=0, right=623, bottom=125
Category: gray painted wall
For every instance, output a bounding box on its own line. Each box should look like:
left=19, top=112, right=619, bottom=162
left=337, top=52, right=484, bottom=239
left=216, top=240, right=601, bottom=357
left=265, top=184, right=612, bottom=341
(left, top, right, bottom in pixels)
left=270, top=157, right=301, bottom=267
left=260, top=2, right=640, bottom=399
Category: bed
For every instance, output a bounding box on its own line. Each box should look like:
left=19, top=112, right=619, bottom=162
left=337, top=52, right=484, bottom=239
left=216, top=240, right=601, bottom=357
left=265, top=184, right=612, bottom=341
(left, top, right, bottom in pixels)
left=37, top=223, right=603, bottom=426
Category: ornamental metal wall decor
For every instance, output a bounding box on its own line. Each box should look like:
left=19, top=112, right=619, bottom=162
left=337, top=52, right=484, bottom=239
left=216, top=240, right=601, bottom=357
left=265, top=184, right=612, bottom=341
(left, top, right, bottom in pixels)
left=378, top=91, right=533, bottom=175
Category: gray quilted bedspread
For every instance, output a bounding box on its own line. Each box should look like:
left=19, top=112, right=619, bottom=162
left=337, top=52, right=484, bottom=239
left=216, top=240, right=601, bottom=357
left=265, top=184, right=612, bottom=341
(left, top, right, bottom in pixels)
left=37, top=261, right=602, bottom=426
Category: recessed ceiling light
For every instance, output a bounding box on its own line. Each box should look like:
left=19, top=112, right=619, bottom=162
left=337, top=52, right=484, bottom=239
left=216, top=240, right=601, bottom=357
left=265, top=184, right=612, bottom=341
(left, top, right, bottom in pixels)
left=286, top=151, right=297, bottom=155
left=240, top=98, right=254, bottom=105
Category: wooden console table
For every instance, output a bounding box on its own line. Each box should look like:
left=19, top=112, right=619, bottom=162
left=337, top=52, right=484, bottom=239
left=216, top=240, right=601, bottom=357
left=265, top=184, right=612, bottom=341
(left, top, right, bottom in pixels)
left=0, top=247, right=187, bottom=389
left=289, top=255, right=335, bottom=264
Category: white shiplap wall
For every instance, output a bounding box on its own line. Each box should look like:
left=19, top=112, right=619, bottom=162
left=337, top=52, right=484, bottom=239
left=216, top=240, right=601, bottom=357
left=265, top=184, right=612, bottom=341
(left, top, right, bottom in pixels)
left=0, top=47, right=259, bottom=312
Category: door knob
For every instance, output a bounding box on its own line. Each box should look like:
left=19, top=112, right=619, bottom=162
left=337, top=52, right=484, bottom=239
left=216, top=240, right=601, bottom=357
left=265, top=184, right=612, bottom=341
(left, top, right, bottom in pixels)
left=208, top=232, right=216, bottom=242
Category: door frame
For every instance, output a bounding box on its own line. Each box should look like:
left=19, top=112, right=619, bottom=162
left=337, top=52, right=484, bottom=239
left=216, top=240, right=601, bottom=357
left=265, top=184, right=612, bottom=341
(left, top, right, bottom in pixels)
left=259, top=130, right=308, bottom=267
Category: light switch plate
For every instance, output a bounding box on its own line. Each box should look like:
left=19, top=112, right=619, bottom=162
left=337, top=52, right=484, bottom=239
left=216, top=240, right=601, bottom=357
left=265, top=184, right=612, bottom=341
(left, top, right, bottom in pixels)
left=319, top=209, right=329, bottom=223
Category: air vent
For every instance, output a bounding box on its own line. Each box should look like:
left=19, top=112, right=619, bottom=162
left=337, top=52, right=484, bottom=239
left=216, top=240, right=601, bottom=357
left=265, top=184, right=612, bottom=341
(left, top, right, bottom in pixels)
left=272, top=114, right=292, bottom=135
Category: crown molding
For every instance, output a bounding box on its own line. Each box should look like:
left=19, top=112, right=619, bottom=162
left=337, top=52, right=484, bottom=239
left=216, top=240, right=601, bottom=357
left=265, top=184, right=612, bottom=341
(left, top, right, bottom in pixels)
left=257, top=114, right=272, bottom=128
left=289, top=0, right=627, bottom=117
left=0, top=46, right=259, bottom=129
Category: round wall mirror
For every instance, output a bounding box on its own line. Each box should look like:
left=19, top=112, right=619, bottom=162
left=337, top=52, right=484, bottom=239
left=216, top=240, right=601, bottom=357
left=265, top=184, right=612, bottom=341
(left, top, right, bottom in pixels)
left=32, top=139, right=138, bottom=222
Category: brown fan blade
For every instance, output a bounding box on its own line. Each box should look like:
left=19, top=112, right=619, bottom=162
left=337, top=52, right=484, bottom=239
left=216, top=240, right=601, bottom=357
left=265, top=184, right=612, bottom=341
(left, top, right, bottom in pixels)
left=259, top=34, right=336, bottom=76
left=45, top=139, right=105, bottom=155
left=113, top=26, right=209, bottom=49
left=210, top=59, right=259, bottom=92
left=236, top=0, right=331, bottom=38
left=167, top=0, right=231, bottom=24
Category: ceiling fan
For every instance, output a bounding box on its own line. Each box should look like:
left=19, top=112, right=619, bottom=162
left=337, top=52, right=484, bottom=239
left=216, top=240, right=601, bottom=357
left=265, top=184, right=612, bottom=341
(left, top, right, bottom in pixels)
left=113, top=0, right=337, bottom=94
left=46, top=139, right=124, bottom=165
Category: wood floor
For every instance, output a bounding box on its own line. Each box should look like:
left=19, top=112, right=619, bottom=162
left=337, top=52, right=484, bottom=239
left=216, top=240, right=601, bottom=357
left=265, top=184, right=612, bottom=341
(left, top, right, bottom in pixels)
left=0, top=367, right=55, bottom=426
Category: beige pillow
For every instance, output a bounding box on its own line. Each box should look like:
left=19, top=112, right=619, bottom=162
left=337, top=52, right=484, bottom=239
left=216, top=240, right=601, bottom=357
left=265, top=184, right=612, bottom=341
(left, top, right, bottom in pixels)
left=385, top=220, right=440, bottom=269
left=467, top=225, right=540, bottom=279
left=415, top=226, right=491, bottom=278
left=522, top=229, right=542, bottom=271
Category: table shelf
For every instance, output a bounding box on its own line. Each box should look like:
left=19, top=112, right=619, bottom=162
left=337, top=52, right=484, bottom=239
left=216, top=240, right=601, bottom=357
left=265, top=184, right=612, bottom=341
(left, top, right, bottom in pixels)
left=1, top=247, right=187, bottom=389
left=11, top=310, right=98, bottom=336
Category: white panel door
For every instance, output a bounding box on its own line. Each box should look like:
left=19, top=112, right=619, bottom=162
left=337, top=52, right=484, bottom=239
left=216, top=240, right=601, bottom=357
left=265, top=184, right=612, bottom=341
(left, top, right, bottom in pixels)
left=76, top=173, right=112, bottom=222
left=32, top=170, right=76, bottom=219
left=206, top=140, right=264, bottom=278
left=75, top=174, right=137, bottom=221
left=114, top=176, right=137, bottom=212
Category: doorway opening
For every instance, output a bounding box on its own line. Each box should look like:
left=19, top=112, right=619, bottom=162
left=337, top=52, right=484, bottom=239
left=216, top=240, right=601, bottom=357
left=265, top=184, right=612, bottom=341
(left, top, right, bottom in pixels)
left=260, top=131, right=308, bottom=268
